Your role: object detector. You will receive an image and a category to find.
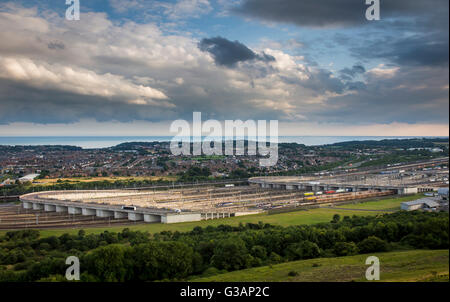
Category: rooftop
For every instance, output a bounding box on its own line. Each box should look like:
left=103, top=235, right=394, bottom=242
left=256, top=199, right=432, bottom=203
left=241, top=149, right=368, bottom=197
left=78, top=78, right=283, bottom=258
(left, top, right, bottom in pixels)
left=402, top=198, right=439, bottom=208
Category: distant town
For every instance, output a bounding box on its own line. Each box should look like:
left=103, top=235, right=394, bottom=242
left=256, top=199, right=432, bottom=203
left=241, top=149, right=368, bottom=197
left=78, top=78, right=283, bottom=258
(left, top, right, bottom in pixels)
left=0, top=138, right=448, bottom=196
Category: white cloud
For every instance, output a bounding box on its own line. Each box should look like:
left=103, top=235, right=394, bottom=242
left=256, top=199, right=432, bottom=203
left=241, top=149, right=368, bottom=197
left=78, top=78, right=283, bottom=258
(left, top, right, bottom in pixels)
left=0, top=2, right=447, bottom=132
left=0, top=56, right=170, bottom=106
left=367, top=64, right=400, bottom=79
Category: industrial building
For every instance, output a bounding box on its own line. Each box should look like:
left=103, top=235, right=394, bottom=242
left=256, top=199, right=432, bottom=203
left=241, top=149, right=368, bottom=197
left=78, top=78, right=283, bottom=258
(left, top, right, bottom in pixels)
left=400, top=198, right=440, bottom=211
left=18, top=174, right=40, bottom=183
left=14, top=159, right=448, bottom=227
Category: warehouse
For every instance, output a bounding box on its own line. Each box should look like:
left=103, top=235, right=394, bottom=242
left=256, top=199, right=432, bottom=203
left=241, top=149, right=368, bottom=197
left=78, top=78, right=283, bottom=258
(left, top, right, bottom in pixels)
left=400, top=198, right=439, bottom=211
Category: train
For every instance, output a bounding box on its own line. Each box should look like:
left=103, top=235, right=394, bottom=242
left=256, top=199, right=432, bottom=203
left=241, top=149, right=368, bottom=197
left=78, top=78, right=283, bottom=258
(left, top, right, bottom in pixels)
left=303, top=189, right=348, bottom=198
left=121, top=205, right=137, bottom=211
left=217, top=202, right=234, bottom=207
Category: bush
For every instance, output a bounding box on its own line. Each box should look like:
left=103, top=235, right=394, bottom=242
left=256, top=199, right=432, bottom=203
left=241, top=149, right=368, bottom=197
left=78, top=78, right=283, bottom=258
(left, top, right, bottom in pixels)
left=333, top=242, right=359, bottom=256
left=357, top=236, right=389, bottom=254
left=285, top=241, right=321, bottom=261
left=269, top=252, right=282, bottom=264
left=211, top=238, right=252, bottom=271
left=288, top=271, right=299, bottom=277
left=128, top=241, right=194, bottom=281
left=83, top=244, right=131, bottom=282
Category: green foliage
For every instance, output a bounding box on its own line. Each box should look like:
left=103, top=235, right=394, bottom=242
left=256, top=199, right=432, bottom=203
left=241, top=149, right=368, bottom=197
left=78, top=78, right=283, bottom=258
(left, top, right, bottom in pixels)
left=332, top=214, right=341, bottom=223
left=285, top=241, right=321, bottom=261
left=0, top=211, right=447, bottom=281
left=5, top=230, right=40, bottom=241
left=211, top=238, right=252, bottom=271
left=357, top=236, right=389, bottom=254
left=83, top=244, right=131, bottom=282
left=127, top=241, right=194, bottom=281
left=178, top=166, right=211, bottom=181
left=269, top=252, right=283, bottom=264
left=333, top=242, right=359, bottom=256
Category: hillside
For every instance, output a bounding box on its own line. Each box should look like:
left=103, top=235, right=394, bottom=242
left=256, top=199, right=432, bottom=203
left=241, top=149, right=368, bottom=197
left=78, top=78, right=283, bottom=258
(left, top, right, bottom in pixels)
left=192, top=249, right=449, bottom=282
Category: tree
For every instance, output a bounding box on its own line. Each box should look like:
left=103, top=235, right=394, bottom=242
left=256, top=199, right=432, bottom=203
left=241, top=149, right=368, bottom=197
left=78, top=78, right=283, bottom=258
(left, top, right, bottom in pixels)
left=285, top=241, right=321, bottom=261
left=269, top=252, right=282, bottom=264
left=332, top=214, right=341, bottom=223
left=357, top=236, right=389, bottom=254
left=250, top=245, right=267, bottom=260
left=129, top=242, right=194, bottom=281
left=333, top=242, right=359, bottom=256
left=83, top=244, right=131, bottom=282
left=211, top=238, right=252, bottom=271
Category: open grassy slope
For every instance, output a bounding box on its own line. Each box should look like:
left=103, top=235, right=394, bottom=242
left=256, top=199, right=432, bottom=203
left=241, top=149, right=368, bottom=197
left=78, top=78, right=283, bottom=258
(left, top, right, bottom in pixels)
left=191, top=249, right=449, bottom=282
left=1, top=194, right=424, bottom=238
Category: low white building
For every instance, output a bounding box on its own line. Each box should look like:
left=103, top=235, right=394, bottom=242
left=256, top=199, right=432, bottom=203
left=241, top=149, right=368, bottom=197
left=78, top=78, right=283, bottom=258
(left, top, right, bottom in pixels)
left=401, top=198, right=439, bottom=211
left=18, top=174, right=40, bottom=183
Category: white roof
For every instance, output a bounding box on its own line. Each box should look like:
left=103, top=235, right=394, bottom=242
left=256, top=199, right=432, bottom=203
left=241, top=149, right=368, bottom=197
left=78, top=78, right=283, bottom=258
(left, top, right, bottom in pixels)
left=19, top=174, right=40, bottom=181
left=402, top=198, right=439, bottom=208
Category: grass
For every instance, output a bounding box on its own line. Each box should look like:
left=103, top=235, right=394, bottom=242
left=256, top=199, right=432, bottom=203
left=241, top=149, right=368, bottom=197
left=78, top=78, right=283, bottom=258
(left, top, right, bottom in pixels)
left=0, top=194, right=425, bottom=238
left=191, top=249, right=449, bottom=282
left=332, top=194, right=424, bottom=211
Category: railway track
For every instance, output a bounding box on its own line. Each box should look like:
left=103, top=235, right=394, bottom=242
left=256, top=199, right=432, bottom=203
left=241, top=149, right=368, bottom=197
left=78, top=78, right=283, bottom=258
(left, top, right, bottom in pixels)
left=0, top=205, right=141, bottom=230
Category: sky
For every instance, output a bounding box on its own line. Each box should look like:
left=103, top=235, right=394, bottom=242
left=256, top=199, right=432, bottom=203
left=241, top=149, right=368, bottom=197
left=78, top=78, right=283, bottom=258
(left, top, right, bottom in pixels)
left=0, top=0, right=448, bottom=136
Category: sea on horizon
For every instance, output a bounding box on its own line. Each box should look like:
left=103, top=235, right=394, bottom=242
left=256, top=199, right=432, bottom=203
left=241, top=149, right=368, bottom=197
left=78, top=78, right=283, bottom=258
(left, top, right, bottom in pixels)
left=0, top=136, right=447, bottom=149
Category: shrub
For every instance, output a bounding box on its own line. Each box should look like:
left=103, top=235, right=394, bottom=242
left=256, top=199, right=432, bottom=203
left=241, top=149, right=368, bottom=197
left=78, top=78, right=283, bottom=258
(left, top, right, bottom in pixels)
left=333, top=242, right=359, bottom=256
left=357, top=236, right=389, bottom=253
left=285, top=241, right=321, bottom=261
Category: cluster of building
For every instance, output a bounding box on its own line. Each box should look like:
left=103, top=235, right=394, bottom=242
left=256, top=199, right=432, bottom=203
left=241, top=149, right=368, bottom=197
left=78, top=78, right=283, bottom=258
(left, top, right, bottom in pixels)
left=401, top=188, right=449, bottom=212
left=1, top=140, right=448, bottom=185
left=0, top=142, right=351, bottom=181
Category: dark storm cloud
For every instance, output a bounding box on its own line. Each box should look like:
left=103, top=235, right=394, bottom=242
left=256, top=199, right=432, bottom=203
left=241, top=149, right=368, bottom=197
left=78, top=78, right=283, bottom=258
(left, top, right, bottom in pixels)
left=279, top=65, right=366, bottom=94
left=302, top=69, right=346, bottom=94
left=47, top=41, right=65, bottom=50
left=198, top=36, right=275, bottom=67
left=0, top=79, right=175, bottom=124
left=310, top=66, right=449, bottom=124
left=233, top=0, right=448, bottom=28
left=339, top=64, right=366, bottom=80
left=352, top=33, right=449, bottom=67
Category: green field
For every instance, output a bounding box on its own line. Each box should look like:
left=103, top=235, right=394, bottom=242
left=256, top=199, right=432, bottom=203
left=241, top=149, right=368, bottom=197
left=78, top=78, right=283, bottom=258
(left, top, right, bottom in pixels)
left=191, top=249, right=449, bottom=282
left=332, top=194, right=421, bottom=211
left=0, top=194, right=424, bottom=238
